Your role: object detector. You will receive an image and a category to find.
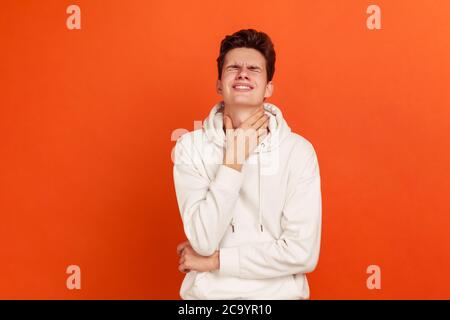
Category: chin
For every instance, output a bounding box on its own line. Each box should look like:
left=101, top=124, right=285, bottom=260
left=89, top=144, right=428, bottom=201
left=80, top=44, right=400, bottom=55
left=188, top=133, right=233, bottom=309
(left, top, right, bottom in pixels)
left=229, top=97, right=262, bottom=107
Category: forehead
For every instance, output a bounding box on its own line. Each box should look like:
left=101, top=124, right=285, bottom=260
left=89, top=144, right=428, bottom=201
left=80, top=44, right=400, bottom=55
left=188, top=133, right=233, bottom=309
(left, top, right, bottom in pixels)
left=223, top=48, right=266, bottom=67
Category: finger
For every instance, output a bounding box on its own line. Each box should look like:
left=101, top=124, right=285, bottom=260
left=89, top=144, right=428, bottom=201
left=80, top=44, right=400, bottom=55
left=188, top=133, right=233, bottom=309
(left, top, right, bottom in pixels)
left=176, top=241, right=190, bottom=256
left=258, top=125, right=268, bottom=135
left=262, top=118, right=269, bottom=129
left=247, top=130, right=258, bottom=149
left=179, top=256, right=185, bottom=264
left=250, top=105, right=264, bottom=116
left=180, top=261, right=191, bottom=272
left=241, top=108, right=265, bottom=127
left=258, top=131, right=268, bottom=144
left=258, top=127, right=268, bottom=136
left=179, top=264, right=188, bottom=273
left=224, top=115, right=234, bottom=131
left=245, top=121, right=268, bottom=144
left=249, top=109, right=265, bottom=126
left=176, top=242, right=185, bottom=256
left=183, top=245, right=193, bottom=254
left=251, top=115, right=269, bottom=131
left=176, top=241, right=186, bottom=254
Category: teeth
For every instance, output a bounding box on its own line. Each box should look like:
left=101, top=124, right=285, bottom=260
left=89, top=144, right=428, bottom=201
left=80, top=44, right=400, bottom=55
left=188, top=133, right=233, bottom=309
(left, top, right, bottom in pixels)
left=235, top=85, right=251, bottom=89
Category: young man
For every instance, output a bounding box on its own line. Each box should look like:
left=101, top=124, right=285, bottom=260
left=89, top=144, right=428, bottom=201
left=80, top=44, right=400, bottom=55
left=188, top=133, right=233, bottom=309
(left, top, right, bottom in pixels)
left=173, top=29, right=322, bottom=299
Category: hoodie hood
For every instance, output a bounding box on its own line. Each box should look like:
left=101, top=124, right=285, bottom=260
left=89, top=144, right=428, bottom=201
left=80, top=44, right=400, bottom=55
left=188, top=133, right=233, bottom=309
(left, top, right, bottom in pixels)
left=203, top=101, right=292, bottom=153
left=202, top=101, right=292, bottom=234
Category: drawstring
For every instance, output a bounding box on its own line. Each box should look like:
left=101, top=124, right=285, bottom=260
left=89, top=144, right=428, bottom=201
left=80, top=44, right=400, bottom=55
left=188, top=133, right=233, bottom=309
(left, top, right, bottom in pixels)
left=229, top=149, right=264, bottom=233
left=258, top=149, right=264, bottom=232
left=229, top=116, right=268, bottom=234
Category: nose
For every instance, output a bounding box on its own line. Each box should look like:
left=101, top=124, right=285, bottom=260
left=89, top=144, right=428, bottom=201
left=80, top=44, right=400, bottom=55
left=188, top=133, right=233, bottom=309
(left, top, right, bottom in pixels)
left=236, top=67, right=249, bottom=80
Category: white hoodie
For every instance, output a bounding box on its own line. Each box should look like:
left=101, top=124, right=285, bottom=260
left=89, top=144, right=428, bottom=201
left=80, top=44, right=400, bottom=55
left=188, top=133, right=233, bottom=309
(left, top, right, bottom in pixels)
left=173, top=101, right=322, bottom=300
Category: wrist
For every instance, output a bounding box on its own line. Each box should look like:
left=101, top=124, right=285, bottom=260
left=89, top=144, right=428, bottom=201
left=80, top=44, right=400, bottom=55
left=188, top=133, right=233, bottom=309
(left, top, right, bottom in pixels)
left=223, top=150, right=243, bottom=172
left=210, top=251, right=220, bottom=271
left=224, top=163, right=242, bottom=172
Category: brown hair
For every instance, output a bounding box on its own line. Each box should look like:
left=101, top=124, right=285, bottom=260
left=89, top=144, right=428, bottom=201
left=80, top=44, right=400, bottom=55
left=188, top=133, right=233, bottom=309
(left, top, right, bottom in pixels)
left=216, top=29, right=276, bottom=81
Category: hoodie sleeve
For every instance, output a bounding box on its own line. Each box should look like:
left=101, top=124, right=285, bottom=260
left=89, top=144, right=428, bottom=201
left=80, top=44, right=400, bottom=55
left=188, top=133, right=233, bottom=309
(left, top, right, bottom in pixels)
left=219, top=144, right=322, bottom=279
left=173, top=135, right=244, bottom=257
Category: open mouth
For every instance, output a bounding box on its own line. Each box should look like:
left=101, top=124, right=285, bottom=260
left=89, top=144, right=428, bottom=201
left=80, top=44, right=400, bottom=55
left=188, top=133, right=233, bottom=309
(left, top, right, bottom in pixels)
left=232, top=83, right=254, bottom=92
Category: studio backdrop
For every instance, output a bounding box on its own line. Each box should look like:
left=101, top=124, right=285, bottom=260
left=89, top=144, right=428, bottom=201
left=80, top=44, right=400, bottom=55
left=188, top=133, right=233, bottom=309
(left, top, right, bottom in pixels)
left=1, top=0, right=449, bottom=299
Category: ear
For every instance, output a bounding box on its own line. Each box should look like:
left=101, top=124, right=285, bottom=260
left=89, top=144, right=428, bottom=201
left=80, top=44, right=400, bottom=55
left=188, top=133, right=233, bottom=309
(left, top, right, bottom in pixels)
left=264, top=81, right=274, bottom=99
left=216, top=79, right=223, bottom=95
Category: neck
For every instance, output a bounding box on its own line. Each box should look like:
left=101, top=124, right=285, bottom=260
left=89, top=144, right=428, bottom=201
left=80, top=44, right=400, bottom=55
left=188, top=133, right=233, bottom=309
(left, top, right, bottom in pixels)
left=223, top=103, right=264, bottom=128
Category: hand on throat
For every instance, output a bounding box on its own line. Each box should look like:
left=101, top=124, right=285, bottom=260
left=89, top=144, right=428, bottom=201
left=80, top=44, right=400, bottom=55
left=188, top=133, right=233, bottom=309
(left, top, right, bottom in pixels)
left=223, top=104, right=264, bottom=128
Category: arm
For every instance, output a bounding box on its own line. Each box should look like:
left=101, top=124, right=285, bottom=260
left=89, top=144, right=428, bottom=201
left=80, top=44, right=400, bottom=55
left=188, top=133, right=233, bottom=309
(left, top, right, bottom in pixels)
left=218, top=145, right=322, bottom=279
left=173, top=135, right=244, bottom=256
left=176, top=240, right=220, bottom=273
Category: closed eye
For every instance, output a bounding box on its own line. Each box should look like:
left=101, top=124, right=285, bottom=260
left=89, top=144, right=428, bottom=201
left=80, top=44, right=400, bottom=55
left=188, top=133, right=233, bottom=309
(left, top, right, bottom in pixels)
left=248, top=65, right=262, bottom=72
left=226, top=65, right=240, bottom=70
left=225, top=64, right=262, bottom=72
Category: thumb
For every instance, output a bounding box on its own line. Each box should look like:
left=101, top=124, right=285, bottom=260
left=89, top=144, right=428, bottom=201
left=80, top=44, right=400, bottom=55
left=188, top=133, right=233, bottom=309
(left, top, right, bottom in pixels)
left=224, top=115, right=233, bottom=131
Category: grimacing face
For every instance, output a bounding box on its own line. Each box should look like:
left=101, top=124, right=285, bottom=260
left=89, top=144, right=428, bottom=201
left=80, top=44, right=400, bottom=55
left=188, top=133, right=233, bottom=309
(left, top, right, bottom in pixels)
left=216, top=48, right=273, bottom=108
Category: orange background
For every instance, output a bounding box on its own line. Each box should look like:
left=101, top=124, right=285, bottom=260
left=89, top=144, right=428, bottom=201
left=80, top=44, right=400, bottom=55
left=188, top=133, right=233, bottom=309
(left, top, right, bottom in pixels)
left=1, top=0, right=449, bottom=299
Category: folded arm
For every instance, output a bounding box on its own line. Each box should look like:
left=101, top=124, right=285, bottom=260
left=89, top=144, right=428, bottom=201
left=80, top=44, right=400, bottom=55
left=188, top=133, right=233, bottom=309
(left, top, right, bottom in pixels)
left=173, top=136, right=244, bottom=256
left=219, top=146, right=322, bottom=279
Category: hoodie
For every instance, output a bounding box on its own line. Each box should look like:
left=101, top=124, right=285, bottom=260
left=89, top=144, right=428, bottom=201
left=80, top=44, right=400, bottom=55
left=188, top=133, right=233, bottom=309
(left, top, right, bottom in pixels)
left=172, top=101, right=322, bottom=300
